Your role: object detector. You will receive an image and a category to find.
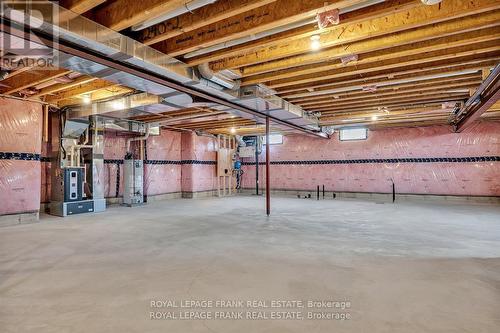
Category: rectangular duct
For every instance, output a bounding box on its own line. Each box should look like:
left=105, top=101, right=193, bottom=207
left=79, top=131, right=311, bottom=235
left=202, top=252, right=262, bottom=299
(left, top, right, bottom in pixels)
left=1, top=2, right=322, bottom=135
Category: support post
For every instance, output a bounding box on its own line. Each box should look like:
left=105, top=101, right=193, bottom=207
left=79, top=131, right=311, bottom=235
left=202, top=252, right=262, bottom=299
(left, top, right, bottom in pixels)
left=265, top=117, right=270, bottom=216
left=255, top=138, right=259, bottom=195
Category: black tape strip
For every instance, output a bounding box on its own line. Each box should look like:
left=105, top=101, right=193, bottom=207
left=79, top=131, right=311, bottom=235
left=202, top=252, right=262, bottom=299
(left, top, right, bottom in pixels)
left=241, top=156, right=500, bottom=165
left=7, top=153, right=497, bottom=165
left=0, top=152, right=40, bottom=161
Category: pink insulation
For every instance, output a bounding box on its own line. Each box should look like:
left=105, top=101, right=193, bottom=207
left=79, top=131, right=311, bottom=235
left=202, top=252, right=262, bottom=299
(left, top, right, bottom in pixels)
left=316, top=8, right=339, bottom=28
left=103, top=129, right=184, bottom=198
left=0, top=97, right=42, bottom=215
left=181, top=132, right=217, bottom=193
left=103, top=133, right=127, bottom=198
left=145, top=130, right=182, bottom=195
left=242, top=122, right=500, bottom=196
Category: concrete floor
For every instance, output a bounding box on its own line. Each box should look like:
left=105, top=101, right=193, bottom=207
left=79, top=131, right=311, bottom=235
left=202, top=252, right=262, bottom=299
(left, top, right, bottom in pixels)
left=1, top=196, right=500, bottom=332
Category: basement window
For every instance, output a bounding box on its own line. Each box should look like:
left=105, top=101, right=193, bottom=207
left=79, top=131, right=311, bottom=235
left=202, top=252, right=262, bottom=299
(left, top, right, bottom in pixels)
left=339, top=128, right=368, bottom=141
left=262, top=134, right=283, bottom=145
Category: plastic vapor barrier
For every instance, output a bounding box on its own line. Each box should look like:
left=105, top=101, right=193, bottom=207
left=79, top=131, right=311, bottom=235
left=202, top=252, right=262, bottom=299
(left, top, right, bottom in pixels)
left=242, top=122, right=500, bottom=196
left=0, top=97, right=42, bottom=215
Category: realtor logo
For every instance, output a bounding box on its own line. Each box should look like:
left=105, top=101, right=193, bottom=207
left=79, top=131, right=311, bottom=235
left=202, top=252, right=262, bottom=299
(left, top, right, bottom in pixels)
left=0, top=0, right=59, bottom=69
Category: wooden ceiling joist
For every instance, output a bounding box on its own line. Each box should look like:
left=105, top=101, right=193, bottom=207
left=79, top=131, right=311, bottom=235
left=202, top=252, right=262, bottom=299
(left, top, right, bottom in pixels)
left=45, top=80, right=119, bottom=103
left=320, top=106, right=452, bottom=121
left=278, top=58, right=499, bottom=96
left=139, top=0, right=277, bottom=46
left=189, top=0, right=422, bottom=67
left=298, top=82, right=480, bottom=108
left=92, top=0, right=189, bottom=31
left=31, top=76, right=98, bottom=98
left=321, top=114, right=451, bottom=128
left=1, top=69, right=72, bottom=95
left=268, top=48, right=500, bottom=90
left=242, top=26, right=500, bottom=85
left=306, top=92, right=469, bottom=111
left=152, top=0, right=365, bottom=57
left=312, top=96, right=467, bottom=114
left=291, top=75, right=482, bottom=104
left=59, top=0, right=107, bottom=14
left=209, top=0, right=500, bottom=71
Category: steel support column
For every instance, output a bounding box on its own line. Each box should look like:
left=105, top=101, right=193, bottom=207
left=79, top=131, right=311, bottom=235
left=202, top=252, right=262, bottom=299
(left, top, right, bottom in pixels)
left=266, top=117, right=270, bottom=216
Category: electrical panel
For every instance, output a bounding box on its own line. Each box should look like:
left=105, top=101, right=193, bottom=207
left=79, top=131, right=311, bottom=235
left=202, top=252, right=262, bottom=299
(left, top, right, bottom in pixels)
left=239, top=146, right=256, bottom=158
left=123, top=159, right=144, bottom=206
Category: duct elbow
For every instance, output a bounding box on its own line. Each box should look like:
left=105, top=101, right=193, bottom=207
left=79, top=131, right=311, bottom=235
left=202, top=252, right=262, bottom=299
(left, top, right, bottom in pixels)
left=197, top=63, right=240, bottom=90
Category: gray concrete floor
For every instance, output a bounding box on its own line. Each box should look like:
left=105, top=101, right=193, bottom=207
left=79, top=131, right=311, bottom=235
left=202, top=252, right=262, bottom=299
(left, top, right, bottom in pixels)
left=1, top=196, right=500, bottom=332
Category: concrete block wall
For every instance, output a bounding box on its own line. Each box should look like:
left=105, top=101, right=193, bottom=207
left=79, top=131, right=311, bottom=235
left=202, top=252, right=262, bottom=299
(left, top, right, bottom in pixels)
left=242, top=121, right=500, bottom=197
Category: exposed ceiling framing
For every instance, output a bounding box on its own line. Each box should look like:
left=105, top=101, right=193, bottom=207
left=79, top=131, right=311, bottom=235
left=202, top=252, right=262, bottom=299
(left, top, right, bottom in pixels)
left=2, top=0, right=499, bottom=134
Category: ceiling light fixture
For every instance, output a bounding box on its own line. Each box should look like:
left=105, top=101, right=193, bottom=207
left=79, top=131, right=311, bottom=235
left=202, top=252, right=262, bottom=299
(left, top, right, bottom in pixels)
left=230, top=127, right=236, bottom=134
left=111, top=100, right=125, bottom=110
left=310, top=35, right=321, bottom=51
left=82, top=94, right=91, bottom=105
left=371, top=115, right=378, bottom=121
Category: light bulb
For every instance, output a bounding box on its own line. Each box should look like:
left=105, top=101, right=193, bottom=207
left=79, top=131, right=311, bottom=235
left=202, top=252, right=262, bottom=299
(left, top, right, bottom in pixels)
left=371, top=115, right=378, bottom=121
left=310, top=35, right=321, bottom=51
left=230, top=127, right=236, bottom=134
left=82, top=95, right=91, bottom=105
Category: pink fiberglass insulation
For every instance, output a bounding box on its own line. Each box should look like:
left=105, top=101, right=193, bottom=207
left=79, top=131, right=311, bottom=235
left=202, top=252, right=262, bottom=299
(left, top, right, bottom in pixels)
left=103, top=129, right=184, bottom=198
left=103, top=132, right=126, bottom=198
left=0, top=160, right=41, bottom=214
left=145, top=130, right=182, bottom=195
left=0, top=97, right=42, bottom=215
left=181, top=132, right=217, bottom=193
left=242, top=122, right=500, bottom=196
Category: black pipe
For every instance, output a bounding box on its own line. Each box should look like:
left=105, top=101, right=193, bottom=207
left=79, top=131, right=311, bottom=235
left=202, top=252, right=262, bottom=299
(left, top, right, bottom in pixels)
left=115, top=162, right=120, bottom=198
left=317, top=185, right=320, bottom=200
left=392, top=180, right=396, bottom=203
left=322, top=185, right=325, bottom=199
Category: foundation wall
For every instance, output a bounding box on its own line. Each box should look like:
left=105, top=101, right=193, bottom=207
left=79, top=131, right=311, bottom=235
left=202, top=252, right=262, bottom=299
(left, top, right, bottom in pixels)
left=242, top=122, right=500, bottom=197
left=0, top=97, right=42, bottom=222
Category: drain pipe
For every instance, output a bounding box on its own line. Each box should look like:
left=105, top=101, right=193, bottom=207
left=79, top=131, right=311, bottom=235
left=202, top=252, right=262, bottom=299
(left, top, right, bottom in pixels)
left=198, top=63, right=240, bottom=90
left=126, top=125, right=150, bottom=159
